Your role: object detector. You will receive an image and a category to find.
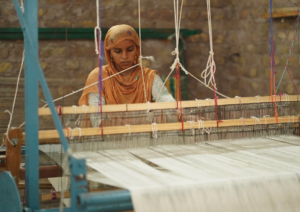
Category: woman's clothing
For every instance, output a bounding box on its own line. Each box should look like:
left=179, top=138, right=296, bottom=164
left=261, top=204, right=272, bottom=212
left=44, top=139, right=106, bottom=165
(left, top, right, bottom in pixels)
left=78, top=65, right=158, bottom=105
left=87, top=74, right=175, bottom=127
left=88, top=74, right=175, bottom=106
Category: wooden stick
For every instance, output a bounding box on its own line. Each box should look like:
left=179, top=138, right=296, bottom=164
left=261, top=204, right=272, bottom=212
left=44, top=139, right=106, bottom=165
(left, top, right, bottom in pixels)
left=38, top=95, right=299, bottom=116
left=19, top=165, right=63, bottom=180
left=261, top=7, right=299, bottom=18
left=35, top=116, right=299, bottom=140
left=5, top=128, right=23, bottom=187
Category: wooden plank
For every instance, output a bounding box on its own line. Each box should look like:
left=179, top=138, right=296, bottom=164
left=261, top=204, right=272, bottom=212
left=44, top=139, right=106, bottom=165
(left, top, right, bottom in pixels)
left=38, top=104, right=127, bottom=115
left=19, top=182, right=53, bottom=189
left=38, top=95, right=300, bottom=115
left=19, top=165, right=63, bottom=180
left=5, top=128, right=23, bottom=187
left=261, top=7, right=299, bottom=18
left=36, top=116, right=299, bottom=139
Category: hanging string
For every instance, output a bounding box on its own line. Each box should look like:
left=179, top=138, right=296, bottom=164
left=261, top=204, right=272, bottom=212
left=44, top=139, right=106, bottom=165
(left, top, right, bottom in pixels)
left=156, top=0, right=186, bottom=102
left=276, top=1, right=300, bottom=94
left=204, top=0, right=222, bottom=127
left=138, top=0, right=149, bottom=104
left=95, top=0, right=104, bottom=136
left=151, top=123, right=158, bottom=138
left=175, top=63, right=184, bottom=131
left=201, top=0, right=216, bottom=90
left=2, top=50, right=25, bottom=148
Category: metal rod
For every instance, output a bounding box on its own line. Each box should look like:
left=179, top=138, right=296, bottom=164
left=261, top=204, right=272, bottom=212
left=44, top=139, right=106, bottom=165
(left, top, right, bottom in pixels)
left=78, top=190, right=132, bottom=208
left=22, top=0, right=39, bottom=209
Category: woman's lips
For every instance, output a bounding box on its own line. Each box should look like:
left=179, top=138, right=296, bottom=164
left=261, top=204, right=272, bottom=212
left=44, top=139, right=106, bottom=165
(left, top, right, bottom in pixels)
left=121, top=62, right=130, bottom=66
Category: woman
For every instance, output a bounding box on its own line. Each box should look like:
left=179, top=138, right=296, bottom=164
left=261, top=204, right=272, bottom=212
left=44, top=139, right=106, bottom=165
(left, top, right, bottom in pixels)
left=78, top=24, right=175, bottom=126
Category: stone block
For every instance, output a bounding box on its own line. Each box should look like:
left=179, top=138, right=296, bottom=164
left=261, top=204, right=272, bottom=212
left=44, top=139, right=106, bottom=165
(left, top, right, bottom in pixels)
left=38, top=8, right=46, bottom=17
left=0, top=62, right=13, bottom=73
left=82, top=21, right=97, bottom=28
left=159, top=9, right=174, bottom=20
left=186, top=33, right=209, bottom=43
left=278, top=31, right=286, bottom=40
left=0, top=49, right=8, bottom=59
left=262, top=55, right=270, bottom=66
left=286, top=84, right=294, bottom=94
left=289, top=56, right=298, bottom=67
left=46, top=0, right=67, bottom=4
left=188, top=10, right=199, bottom=20
left=240, top=10, right=248, bottom=19
left=66, top=60, right=80, bottom=70
left=214, top=34, right=224, bottom=44
left=249, top=68, right=257, bottom=77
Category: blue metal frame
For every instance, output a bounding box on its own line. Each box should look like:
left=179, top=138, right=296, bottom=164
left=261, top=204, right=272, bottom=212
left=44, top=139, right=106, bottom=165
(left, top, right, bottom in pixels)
left=12, top=0, right=133, bottom=211
left=24, top=0, right=39, bottom=208
left=12, top=0, right=88, bottom=211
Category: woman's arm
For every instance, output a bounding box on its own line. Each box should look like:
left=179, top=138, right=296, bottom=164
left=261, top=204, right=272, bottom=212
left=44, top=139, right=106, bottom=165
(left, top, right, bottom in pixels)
left=151, top=74, right=175, bottom=102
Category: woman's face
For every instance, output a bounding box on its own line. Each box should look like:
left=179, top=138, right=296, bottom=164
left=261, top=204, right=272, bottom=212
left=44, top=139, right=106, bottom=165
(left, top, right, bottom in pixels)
left=110, top=39, right=138, bottom=72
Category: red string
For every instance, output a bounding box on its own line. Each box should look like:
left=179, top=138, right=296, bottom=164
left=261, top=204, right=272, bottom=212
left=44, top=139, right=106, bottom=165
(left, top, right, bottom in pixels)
left=270, top=37, right=278, bottom=124
left=56, top=106, right=62, bottom=116
left=51, top=187, right=57, bottom=200
left=286, top=66, right=299, bottom=95
left=64, top=127, right=70, bottom=138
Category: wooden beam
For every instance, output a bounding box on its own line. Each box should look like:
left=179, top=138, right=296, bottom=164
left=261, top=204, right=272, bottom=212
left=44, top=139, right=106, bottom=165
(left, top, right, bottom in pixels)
left=18, top=182, right=53, bottom=189
left=261, top=7, right=299, bottom=18
left=38, top=95, right=299, bottom=115
left=19, top=165, right=63, bottom=180
left=5, top=128, right=23, bottom=187
left=36, top=116, right=299, bottom=139
left=0, top=155, right=6, bottom=167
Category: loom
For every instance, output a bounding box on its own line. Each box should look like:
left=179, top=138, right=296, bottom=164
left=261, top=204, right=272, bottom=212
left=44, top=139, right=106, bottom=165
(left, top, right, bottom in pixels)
left=2, top=0, right=300, bottom=212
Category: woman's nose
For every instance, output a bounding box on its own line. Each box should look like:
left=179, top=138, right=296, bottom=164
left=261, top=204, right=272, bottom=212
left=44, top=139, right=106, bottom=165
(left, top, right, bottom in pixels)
left=121, top=51, right=127, bottom=59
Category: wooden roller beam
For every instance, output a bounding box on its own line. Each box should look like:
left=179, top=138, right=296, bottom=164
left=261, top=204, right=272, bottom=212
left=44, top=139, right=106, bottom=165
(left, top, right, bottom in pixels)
left=38, top=95, right=299, bottom=115
left=36, top=116, right=299, bottom=140
left=19, top=165, right=63, bottom=180
left=18, top=182, right=53, bottom=189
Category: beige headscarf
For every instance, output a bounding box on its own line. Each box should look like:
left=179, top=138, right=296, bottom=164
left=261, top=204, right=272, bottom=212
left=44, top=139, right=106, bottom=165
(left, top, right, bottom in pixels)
left=78, top=24, right=157, bottom=105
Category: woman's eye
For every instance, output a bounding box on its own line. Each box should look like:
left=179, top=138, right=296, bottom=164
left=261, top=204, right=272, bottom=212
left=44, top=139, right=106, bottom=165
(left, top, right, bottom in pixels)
left=128, top=48, right=134, bottom=52
left=114, top=50, right=121, bottom=53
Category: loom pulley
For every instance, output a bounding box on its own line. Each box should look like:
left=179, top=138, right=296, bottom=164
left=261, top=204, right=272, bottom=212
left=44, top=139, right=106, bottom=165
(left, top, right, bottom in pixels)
left=0, top=171, right=22, bottom=212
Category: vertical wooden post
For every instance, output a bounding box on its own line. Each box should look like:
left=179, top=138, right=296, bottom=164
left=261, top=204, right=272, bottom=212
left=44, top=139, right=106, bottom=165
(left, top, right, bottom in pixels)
left=5, top=128, right=23, bottom=187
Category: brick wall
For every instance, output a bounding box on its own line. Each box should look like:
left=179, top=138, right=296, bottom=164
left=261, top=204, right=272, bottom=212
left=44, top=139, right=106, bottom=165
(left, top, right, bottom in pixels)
left=1, top=0, right=300, bottom=134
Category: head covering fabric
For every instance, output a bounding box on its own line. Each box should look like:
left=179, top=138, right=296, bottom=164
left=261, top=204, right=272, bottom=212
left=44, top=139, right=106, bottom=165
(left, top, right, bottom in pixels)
left=78, top=24, right=157, bottom=106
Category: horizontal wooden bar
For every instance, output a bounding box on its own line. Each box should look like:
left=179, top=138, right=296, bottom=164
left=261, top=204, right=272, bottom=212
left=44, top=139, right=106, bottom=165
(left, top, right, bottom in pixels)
left=36, top=116, right=299, bottom=140
left=19, top=183, right=53, bottom=189
left=261, top=7, right=299, bottom=18
left=19, top=165, right=63, bottom=180
left=38, top=95, right=299, bottom=116
left=38, top=104, right=127, bottom=116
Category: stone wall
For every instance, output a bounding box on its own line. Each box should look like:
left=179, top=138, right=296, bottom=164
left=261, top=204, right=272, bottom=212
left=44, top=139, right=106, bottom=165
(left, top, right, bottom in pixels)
left=1, top=0, right=300, bottom=134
